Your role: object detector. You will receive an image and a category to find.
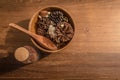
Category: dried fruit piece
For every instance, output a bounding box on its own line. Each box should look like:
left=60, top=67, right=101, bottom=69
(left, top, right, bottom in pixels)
left=55, top=22, right=74, bottom=43
left=36, top=28, right=46, bottom=36
left=47, top=25, right=56, bottom=39
left=36, top=17, right=51, bottom=36
left=49, top=11, right=64, bottom=23
left=39, top=11, right=50, bottom=17
left=36, top=17, right=51, bottom=30
left=63, top=16, right=68, bottom=22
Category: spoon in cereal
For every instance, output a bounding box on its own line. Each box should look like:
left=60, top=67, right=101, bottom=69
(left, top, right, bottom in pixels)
left=9, top=23, right=57, bottom=50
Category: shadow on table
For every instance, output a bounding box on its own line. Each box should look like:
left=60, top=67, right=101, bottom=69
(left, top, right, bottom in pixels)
left=0, top=19, right=50, bottom=75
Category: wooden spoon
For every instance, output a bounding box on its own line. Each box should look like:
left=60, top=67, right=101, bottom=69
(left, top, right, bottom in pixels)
left=9, top=23, right=57, bottom=50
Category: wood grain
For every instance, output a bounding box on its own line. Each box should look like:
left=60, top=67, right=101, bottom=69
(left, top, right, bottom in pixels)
left=1, top=0, right=120, bottom=80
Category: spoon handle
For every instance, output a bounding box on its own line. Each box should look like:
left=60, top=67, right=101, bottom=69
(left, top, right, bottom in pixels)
left=9, top=23, right=37, bottom=38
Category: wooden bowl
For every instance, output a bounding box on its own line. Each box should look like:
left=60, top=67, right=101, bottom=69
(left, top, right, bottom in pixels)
left=29, top=7, right=75, bottom=53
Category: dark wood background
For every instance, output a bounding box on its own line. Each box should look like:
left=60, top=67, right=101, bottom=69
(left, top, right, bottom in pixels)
left=1, top=0, right=120, bottom=79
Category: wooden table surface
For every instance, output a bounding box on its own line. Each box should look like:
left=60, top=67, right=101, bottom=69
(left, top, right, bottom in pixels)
left=1, top=0, right=120, bottom=79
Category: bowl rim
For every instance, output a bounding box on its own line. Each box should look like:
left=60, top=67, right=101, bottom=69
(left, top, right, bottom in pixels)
left=29, top=6, right=75, bottom=53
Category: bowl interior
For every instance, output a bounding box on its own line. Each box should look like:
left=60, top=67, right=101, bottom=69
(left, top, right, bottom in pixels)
left=29, top=7, right=75, bottom=53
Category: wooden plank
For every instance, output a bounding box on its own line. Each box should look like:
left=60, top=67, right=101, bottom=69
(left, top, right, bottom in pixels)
left=1, top=0, right=120, bottom=80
